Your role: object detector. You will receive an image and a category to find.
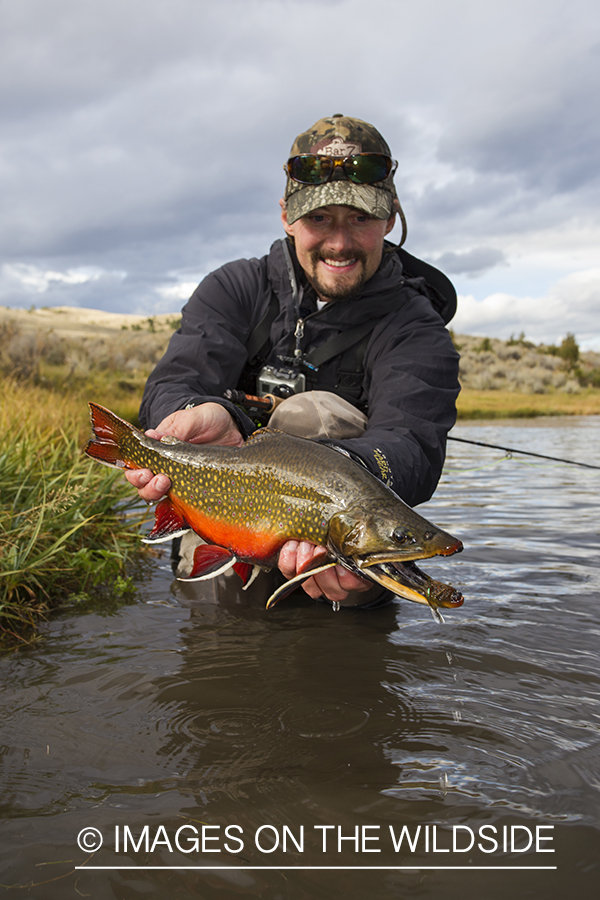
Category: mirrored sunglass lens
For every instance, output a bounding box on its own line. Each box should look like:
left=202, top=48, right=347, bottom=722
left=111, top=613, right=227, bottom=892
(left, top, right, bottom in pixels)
left=345, top=155, right=390, bottom=184
left=290, top=156, right=332, bottom=184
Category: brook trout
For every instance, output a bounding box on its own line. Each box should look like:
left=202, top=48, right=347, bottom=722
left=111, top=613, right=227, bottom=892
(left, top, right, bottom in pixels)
left=85, top=403, right=463, bottom=612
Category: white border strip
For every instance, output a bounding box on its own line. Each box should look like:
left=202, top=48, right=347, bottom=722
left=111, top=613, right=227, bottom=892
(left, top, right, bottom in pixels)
left=77, top=865, right=557, bottom=871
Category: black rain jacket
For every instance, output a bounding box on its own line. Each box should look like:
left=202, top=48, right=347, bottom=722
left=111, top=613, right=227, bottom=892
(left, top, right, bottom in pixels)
left=139, top=239, right=460, bottom=508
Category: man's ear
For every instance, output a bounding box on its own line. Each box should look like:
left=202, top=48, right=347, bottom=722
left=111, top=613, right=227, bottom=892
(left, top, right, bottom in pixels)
left=279, top=198, right=294, bottom=236
left=384, top=210, right=397, bottom=236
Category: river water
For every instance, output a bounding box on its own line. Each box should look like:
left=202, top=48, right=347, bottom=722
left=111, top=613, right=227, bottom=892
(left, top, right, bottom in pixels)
left=1, top=417, right=599, bottom=898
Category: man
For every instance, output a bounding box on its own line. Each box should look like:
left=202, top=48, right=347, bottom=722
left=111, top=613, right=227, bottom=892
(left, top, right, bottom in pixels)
left=127, top=114, right=460, bottom=606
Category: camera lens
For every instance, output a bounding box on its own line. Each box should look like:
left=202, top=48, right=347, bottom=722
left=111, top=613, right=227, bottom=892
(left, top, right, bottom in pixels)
left=273, top=384, right=295, bottom=398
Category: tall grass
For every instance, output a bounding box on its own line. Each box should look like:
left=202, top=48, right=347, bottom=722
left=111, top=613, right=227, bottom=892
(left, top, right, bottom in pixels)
left=1, top=378, right=149, bottom=644
left=0, top=316, right=172, bottom=426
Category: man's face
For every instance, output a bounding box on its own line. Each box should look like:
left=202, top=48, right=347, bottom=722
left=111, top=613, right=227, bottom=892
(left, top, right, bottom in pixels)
left=280, top=203, right=396, bottom=302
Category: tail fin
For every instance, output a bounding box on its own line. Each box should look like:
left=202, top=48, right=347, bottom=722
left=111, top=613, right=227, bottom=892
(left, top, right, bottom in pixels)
left=84, top=402, right=139, bottom=468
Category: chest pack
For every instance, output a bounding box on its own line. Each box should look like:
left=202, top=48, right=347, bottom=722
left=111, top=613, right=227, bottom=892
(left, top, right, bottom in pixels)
left=236, top=245, right=457, bottom=411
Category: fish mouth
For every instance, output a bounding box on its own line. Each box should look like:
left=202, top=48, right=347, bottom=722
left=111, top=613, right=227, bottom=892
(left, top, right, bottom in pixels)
left=359, top=559, right=464, bottom=609
left=356, top=537, right=463, bottom=566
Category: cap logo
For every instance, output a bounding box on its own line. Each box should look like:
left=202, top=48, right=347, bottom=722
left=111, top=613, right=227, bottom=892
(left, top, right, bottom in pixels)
left=309, top=135, right=362, bottom=157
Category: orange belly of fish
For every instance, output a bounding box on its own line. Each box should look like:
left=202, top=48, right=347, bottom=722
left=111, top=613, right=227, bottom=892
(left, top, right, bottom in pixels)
left=171, top=492, right=284, bottom=564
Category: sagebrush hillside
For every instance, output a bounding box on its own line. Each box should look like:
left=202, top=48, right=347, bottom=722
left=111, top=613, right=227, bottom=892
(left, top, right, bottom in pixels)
left=1, top=305, right=599, bottom=399
left=452, top=331, right=600, bottom=394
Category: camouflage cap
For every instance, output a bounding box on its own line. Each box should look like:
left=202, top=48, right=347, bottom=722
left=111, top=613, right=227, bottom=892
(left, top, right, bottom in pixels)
left=283, top=114, right=399, bottom=225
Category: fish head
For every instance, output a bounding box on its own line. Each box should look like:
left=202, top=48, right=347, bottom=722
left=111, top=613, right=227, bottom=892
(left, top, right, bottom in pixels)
left=328, top=499, right=464, bottom=609
left=329, top=499, right=463, bottom=564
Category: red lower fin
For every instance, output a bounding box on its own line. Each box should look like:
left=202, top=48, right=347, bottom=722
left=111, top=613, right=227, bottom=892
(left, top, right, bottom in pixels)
left=179, top=544, right=237, bottom=582
left=233, top=561, right=253, bottom=585
left=142, top=497, right=190, bottom=544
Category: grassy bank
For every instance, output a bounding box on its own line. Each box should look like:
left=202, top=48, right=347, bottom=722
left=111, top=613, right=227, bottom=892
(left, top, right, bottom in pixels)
left=0, top=379, right=149, bottom=645
left=457, top=388, right=600, bottom=419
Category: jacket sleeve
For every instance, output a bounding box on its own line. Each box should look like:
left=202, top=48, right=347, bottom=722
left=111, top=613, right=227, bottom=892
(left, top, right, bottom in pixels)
left=332, top=295, right=460, bottom=508
left=139, top=258, right=268, bottom=435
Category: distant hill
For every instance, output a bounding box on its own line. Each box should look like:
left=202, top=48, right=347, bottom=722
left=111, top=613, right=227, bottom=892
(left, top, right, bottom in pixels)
left=452, top=332, right=600, bottom=394
left=1, top=305, right=599, bottom=396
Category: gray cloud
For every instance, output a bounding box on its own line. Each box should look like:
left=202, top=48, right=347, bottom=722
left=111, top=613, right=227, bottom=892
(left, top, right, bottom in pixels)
left=0, top=0, right=598, bottom=347
left=433, top=247, right=507, bottom=277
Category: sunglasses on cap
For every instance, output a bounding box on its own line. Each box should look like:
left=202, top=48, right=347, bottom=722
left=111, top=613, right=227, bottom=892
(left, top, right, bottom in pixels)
left=285, top=153, right=397, bottom=186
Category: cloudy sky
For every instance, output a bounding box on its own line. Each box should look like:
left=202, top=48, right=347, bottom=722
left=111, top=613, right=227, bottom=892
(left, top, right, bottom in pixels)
left=1, top=0, right=599, bottom=348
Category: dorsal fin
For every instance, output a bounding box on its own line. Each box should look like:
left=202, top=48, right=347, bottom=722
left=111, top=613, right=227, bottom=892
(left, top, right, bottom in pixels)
left=245, top=427, right=285, bottom=443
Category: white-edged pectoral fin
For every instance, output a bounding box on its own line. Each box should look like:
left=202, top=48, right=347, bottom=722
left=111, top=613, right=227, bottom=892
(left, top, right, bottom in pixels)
left=265, top=562, right=337, bottom=609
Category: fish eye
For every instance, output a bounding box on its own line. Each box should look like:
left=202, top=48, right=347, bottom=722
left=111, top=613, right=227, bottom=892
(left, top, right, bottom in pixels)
left=393, top=527, right=418, bottom=545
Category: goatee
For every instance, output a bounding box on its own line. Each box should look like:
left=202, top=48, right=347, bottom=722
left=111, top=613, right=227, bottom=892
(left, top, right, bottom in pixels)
left=305, top=251, right=369, bottom=302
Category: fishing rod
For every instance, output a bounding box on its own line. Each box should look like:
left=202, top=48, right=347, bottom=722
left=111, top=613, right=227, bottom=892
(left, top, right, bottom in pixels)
left=224, top=389, right=600, bottom=471
left=447, top=436, right=600, bottom=470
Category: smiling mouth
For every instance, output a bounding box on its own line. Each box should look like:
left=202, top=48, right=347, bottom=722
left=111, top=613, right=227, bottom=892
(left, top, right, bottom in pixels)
left=322, top=258, right=357, bottom=268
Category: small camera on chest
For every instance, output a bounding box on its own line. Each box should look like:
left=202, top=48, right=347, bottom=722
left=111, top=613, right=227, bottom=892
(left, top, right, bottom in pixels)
left=257, top=364, right=306, bottom=398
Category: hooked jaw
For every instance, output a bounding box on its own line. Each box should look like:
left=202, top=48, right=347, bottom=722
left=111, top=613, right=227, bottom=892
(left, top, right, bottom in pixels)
left=352, top=539, right=464, bottom=608
left=358, top=559, right=464, bottom=609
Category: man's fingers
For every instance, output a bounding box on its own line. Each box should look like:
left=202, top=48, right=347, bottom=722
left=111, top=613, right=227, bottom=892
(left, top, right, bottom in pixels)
left=277, top=539, right=371, bottom=602
left=125, top=469, right=171, bottom=503
left=296, top=541, right=325, bottom=571
left=125, top=468, right=153, bottom=488
left=152, top=404, right=244, bottom=446
left=278, top=541, right=327, bottom=583
left=278, top=541, right=299, bottom=579
left=140, top=474, right=171, bottom=503
left=335, top=566, right=372, bottom=592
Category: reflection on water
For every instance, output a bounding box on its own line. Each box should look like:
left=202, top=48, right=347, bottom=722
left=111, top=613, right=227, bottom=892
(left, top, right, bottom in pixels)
left=1, top=418, right=599, bottom=898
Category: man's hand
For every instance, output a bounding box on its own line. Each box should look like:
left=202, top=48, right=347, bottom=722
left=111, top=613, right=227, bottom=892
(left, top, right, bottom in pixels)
left=278, top=540, right=374, bottom=604
left=125, top=403, right=243, bottom=503
left=145, top=403, right=245, bottom=447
